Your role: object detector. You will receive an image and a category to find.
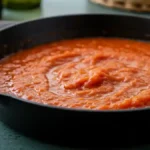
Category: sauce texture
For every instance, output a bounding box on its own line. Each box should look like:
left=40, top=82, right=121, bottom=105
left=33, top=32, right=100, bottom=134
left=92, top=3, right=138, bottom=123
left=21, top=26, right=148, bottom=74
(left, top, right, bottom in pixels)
left=0, top=38, right=150, bottom=110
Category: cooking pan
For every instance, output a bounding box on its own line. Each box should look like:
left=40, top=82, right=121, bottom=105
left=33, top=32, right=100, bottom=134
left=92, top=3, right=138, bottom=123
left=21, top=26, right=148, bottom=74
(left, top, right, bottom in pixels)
left=0, top=14, right=150, bottom=147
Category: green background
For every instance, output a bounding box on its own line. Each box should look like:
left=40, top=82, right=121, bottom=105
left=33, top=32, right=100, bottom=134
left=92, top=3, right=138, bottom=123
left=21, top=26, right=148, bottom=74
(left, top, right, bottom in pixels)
left=1, top=0, right=150, bottom=149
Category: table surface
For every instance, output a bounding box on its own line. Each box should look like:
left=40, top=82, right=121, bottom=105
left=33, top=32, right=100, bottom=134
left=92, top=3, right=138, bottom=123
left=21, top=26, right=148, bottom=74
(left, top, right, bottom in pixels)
left=2, top=0, right=150, bottom=20
left=1, top=0, right=150, bottom=150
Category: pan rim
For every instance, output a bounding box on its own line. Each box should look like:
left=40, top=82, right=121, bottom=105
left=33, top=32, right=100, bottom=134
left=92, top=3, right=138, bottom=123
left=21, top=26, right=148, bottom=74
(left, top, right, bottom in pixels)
left=0, top=13, right=149, bottom=31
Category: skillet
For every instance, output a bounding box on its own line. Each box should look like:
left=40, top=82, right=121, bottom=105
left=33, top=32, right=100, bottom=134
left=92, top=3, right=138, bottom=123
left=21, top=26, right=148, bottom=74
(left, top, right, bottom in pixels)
left=0, top=14, right=150, bottom=147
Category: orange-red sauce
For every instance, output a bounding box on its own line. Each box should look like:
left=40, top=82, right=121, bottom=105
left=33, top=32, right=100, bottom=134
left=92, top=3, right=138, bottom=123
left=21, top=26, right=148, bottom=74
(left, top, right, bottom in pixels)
left=0, top=38, right=150, bottom=110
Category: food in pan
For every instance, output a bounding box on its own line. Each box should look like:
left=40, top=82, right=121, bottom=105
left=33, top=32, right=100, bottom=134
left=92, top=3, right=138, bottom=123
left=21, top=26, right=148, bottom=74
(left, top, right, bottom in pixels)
left=0, top=38, right=150, bottom=110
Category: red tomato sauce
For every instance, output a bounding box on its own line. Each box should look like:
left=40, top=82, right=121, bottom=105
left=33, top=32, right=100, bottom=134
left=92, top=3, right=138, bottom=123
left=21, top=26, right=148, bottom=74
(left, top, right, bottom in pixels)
left=0, top=38, right=150, bottom=110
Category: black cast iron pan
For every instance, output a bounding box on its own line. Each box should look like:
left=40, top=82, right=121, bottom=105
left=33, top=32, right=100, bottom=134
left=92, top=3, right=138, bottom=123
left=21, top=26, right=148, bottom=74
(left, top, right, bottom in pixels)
left=0, top=14, right=150, bottom=148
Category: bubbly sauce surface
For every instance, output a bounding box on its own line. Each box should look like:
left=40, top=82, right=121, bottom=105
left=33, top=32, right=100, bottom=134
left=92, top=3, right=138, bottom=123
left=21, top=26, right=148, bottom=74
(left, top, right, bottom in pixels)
left=1, top=38, right=150, bottom=110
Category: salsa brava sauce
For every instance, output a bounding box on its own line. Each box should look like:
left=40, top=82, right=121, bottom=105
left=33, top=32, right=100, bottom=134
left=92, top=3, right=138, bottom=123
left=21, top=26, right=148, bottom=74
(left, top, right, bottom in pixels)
left=0, top=38, right=150, bottom=110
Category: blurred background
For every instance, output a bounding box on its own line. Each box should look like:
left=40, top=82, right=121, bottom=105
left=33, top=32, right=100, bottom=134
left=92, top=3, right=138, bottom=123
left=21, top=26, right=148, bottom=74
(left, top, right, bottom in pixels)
left=0, top=0, right=150, bottom=22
